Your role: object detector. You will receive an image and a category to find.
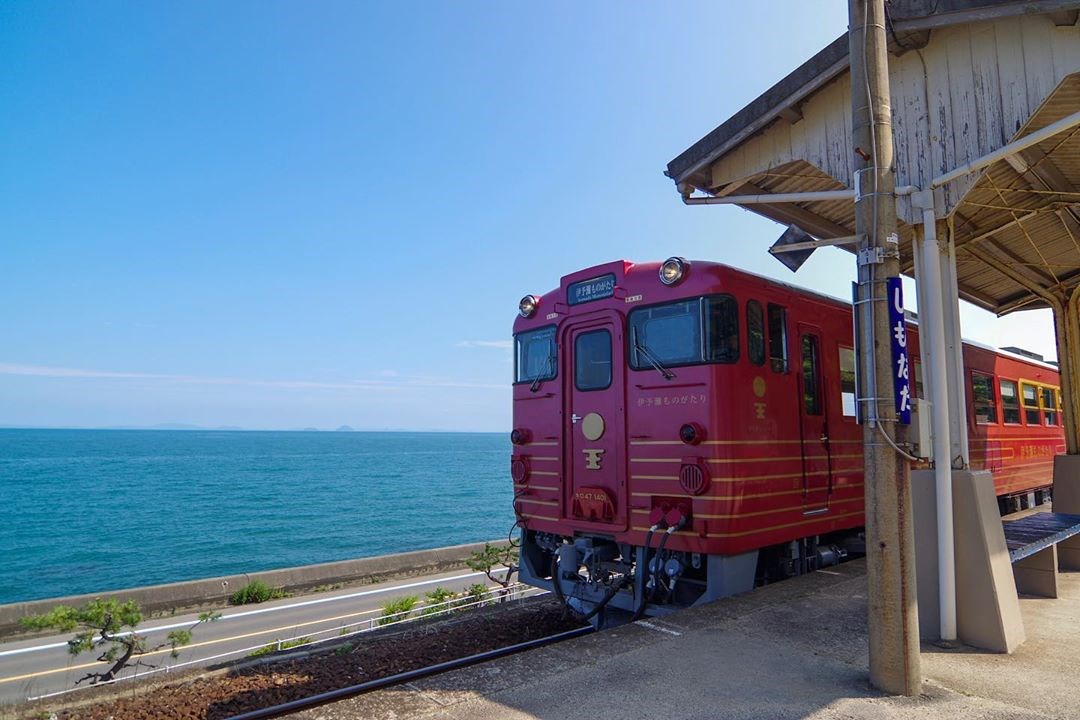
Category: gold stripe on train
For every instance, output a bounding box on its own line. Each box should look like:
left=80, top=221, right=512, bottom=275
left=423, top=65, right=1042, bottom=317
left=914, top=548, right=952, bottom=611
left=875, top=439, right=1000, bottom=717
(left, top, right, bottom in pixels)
left=519, top=512, right=558, bottom=522
left=515, top=498, right=558, bottom=507
left=970, top=437, right=1064, bottom=443
left=629, top=510, right=866, bottom=538
left=630, top=468, right=863, bottom=484
left=629, top=495, right=863, bottom=520
left=627, top=483, right=867, bottom=502
left=630, top=438, right=867, bottom=447
left=630, top=455, right=864, bottom=468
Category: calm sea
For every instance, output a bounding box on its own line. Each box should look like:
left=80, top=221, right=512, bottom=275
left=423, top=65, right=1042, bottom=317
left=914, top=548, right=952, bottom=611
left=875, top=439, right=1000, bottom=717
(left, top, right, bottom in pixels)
left=0, top=429, right=514, bottom=604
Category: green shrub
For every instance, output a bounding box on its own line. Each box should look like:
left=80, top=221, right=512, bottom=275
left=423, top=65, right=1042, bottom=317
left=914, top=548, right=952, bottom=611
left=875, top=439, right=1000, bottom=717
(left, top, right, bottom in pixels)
left=247, top=636, right=311, bottom=658
left=377, top=595, right=418, bottom=626
left=466, top=583, right=489, bottom=607
left=421, top=587, right=458, bottom=616
left=229, top=580, right=290, bottom=605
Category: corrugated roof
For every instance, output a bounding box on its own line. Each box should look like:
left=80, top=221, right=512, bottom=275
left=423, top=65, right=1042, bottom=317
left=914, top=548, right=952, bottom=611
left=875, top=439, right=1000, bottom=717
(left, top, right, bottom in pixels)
left=667, top=2, right=1080, bottom=316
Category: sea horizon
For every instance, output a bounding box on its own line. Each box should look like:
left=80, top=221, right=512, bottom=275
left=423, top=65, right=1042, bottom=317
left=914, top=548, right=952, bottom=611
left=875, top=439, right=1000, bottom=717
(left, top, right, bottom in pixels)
left=0, top=426, right=503, bottom=434
left=1, top=429, right=514, bottom=604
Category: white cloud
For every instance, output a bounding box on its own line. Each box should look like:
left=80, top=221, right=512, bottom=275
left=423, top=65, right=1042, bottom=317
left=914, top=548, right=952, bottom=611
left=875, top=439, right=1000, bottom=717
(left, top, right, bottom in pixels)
left=457, top=340, right=512, bottom=350
left=0, top=363, right=506, bottom=392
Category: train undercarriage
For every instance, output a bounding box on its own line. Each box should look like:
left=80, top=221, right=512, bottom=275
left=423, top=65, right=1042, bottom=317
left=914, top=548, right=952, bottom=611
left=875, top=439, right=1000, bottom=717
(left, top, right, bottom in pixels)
left=519, top=528, right=864, bottom=628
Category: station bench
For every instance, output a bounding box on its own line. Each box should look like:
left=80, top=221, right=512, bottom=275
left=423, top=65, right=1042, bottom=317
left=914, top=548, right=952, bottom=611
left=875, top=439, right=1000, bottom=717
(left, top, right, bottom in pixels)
left=1002, top=512, right=1080, bottom=598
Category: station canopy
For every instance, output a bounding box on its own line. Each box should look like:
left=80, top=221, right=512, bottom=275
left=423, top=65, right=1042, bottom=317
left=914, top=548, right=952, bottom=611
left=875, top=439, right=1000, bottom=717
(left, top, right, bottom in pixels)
left=666, top=0, right=1080, bottom=316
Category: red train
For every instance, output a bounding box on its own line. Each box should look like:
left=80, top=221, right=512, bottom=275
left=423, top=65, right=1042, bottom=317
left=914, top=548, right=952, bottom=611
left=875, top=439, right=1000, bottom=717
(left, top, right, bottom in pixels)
left=511, top=259, right=1064, bottom=625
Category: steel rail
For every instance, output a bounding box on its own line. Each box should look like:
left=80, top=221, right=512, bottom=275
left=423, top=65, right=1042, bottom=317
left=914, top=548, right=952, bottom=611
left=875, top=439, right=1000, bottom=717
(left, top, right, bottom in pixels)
left=225, top=625, right=593, bottom=720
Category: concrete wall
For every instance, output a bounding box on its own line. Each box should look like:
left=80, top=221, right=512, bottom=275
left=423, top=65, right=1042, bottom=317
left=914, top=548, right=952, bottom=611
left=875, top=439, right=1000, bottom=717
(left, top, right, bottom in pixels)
left=0, top=540, right=499, bottom=639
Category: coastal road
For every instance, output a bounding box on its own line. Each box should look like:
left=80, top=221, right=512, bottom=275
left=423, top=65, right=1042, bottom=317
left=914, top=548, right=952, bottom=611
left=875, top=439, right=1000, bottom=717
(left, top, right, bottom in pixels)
left=0, top=567, right=518, bottom=705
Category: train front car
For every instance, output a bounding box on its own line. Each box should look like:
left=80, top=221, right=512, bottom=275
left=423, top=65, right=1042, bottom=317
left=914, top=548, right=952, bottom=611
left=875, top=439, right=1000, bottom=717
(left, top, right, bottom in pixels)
left=511, top=258, right=1066, bottom=627
left=511, top=259, right=854, bottom=626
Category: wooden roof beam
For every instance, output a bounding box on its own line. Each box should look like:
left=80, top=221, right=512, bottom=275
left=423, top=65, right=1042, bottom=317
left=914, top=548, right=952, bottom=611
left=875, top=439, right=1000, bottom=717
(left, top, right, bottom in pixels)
left=728, top=181, right=855, bottom=239
left=963, top=244, right=1060, bottom=309
left=984, top=237, right=1061, bottom=287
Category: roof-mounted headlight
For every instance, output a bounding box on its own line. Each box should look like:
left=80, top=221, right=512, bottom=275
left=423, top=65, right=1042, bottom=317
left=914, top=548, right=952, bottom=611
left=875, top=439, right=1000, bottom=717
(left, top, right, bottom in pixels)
left=519, top=295, right=539, bottom=318
left=659, top=257, right=688, bottom=286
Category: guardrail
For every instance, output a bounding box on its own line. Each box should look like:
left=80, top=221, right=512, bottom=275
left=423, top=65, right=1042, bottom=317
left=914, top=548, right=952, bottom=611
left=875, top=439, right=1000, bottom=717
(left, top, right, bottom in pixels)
left=25, top=583, right=546, bottom=703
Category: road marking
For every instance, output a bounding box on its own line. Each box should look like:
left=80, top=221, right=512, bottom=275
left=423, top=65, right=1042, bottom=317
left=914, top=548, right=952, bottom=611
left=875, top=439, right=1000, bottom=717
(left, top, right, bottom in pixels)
left=0, top=570, right=491, bottom=659
left=636, top=621, right=682, bottom=637
left=1, top=582, right=506, bottom=686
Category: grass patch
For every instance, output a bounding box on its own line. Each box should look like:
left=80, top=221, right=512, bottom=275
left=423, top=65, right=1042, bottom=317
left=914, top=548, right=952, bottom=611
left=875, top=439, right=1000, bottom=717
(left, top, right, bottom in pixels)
left=247, top=636, right=311, bottom=658
left=310, top=582, right=345, bottom=593
left=377, top=595, right=419, bottom=626
left=229, top=580, right=291, bottom=605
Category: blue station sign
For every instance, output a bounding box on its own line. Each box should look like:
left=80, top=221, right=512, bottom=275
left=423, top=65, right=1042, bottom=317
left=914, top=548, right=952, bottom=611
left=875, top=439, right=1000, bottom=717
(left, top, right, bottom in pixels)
left=887, top=276, right=912, bottom=425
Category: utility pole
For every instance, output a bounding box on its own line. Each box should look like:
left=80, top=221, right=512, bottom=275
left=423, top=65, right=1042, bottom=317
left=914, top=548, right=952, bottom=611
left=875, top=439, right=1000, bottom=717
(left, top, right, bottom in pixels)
left=849, top=0, right=921, bottom=695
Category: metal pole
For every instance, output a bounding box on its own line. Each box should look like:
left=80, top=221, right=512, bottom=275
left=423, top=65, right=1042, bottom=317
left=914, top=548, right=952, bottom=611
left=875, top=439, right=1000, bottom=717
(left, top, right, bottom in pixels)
left=931, top=109, right=1080, bottom=189
left=682, top=189, right=857, bottom=205
left=915, top=198, right=957, bottom=642
left=850, top=0, right=921, bottom=695
left=943, top=230, right=970, bottom=467
left=1066, top=289, right=1080, bottom=455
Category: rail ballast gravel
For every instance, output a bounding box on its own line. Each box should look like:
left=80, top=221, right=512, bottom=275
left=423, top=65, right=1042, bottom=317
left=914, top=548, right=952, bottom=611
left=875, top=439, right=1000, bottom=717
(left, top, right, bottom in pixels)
left=225, top=625, right=594, bottom=720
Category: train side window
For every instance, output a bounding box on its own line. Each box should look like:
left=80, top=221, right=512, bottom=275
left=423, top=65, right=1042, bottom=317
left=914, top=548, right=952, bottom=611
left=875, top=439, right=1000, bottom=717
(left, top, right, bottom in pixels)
left=1042, top=387, right=1059, bottom=426
left=1021, top=383, right=1041, bottom=425
left=574, top=330, right=611, bottom=391
left=747, top=301, right=765, bottom=366
left=801, top=335, right=821, bottom=415
left=971, top=373, right=997, bottom=424
left=767, top=304, right=788, bottom=373
left=514, top=326, right=557, bottom=384
left=704, top=295, right=739, bottom=364
left=1000, top=380, right=1021, bottom=424
left=838, top=346, right=856, bottom=417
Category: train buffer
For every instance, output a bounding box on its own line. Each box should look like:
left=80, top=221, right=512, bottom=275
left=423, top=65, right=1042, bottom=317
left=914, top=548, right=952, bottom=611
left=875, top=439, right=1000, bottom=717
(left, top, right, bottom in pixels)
left=1002, top=512, right=1080, bottom=599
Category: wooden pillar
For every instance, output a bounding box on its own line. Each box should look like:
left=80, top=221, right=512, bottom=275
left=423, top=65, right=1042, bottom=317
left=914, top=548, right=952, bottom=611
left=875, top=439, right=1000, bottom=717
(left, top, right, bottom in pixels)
left=850, top=0, right=921, bottom=696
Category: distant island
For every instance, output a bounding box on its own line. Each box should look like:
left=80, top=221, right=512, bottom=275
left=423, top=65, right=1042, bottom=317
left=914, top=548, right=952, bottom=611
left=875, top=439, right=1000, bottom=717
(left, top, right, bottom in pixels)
left=335, top=425, right=355, bottom=432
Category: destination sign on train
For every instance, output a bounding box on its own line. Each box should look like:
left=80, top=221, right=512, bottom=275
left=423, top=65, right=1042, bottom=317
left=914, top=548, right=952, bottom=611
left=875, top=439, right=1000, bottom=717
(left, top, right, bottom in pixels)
left=567, top=274, right=616, bottom=305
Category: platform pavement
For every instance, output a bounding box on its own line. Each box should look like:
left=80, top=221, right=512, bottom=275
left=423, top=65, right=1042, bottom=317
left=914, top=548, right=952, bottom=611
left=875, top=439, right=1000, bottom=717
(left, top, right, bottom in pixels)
left=294, top=558, right=1080, bottom=720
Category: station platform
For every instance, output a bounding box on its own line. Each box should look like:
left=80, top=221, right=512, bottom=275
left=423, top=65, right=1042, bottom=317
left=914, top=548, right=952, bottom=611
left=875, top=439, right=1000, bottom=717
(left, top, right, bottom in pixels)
left=292, top=558, right=1080, bottom=720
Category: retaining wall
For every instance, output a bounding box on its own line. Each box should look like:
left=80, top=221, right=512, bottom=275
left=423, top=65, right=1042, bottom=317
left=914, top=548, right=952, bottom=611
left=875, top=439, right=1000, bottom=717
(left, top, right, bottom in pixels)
left=0, top=540, right=499, bottom=639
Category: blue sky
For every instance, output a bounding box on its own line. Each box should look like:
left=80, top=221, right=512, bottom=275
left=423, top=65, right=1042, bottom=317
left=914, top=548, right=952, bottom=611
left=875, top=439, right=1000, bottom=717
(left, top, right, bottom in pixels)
left=0, top=2, right=1058, bottom=432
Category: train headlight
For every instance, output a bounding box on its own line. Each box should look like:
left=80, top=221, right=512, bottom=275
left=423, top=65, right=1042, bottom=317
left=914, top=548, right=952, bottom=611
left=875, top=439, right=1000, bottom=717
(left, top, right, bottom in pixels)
left=519, top=295, right=539, bottom=318
left=659, top=257, right=688, bottom=286
left=510, top=428, right=531, bottom=445
left=680, top=423, right=704, bottom=445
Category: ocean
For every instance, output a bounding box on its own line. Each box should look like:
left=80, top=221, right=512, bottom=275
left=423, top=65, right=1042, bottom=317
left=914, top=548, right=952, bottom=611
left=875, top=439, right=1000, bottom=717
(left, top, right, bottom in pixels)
left=0, top=429, right=514, bottom=604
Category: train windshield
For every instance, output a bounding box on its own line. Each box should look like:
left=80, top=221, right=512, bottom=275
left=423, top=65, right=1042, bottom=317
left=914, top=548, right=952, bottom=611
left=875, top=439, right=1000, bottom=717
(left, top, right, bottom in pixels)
left=515, top=326, right=557, bottom=384
left=629, top=295, right=738, bottom=370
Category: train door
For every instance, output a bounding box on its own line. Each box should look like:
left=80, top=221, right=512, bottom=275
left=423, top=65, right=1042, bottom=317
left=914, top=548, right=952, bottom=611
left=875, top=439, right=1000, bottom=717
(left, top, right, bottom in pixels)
left=798, top=325, right=832, bottom=513
left=562, top=315, right=627, bottom=531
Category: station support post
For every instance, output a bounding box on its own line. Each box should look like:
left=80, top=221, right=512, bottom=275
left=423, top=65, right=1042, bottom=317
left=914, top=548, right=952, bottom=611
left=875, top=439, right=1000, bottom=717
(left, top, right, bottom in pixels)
left=849, top=0, right=922, bottom=695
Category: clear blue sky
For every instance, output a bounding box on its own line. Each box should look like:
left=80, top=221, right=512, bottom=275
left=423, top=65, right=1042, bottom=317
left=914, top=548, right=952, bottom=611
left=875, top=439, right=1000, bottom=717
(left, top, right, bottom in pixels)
left=0, top=2, right=1057, bottom=432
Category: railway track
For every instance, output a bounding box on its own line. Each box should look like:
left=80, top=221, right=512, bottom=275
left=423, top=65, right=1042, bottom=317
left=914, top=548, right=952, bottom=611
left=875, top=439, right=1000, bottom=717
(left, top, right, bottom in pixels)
left=225, top=626, right=593, bottom=720
left=25, top=598, right=588, bottom=719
